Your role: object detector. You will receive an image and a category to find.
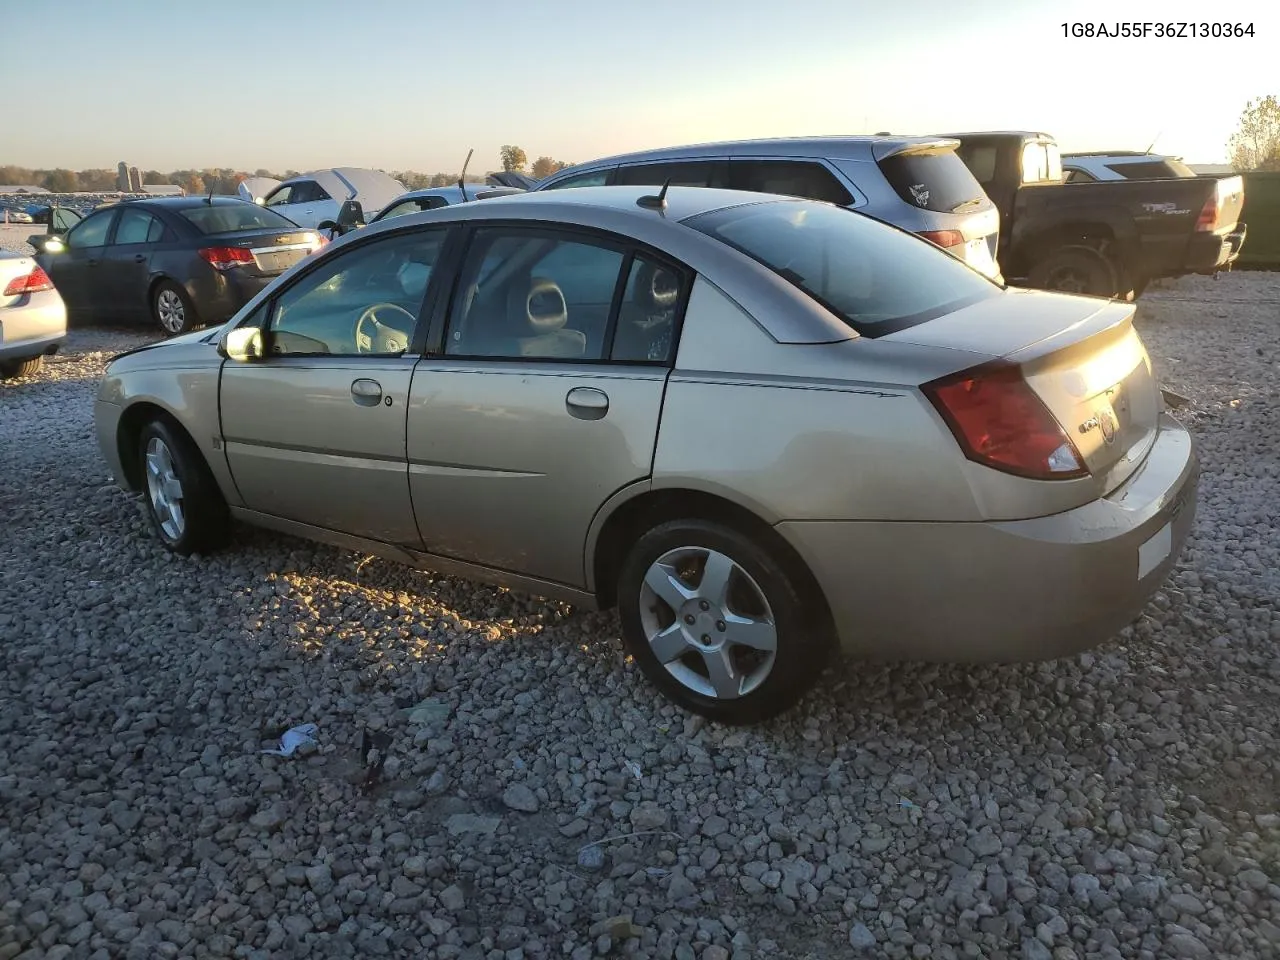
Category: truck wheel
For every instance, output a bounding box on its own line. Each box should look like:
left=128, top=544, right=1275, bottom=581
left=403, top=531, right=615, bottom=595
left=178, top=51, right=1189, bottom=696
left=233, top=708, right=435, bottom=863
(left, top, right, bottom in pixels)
left=1028, top=246, right=1120, bottom=298
left=0, top=356, right=44, bottom=379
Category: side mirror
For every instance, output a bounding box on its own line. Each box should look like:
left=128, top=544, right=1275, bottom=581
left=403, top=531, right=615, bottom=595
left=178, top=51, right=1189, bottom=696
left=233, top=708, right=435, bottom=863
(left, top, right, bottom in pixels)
left=336, top=199, right=365, bottom=228
left=220, top=326, right=264, bottom=362
left=317, top=219, right=342, bottom=238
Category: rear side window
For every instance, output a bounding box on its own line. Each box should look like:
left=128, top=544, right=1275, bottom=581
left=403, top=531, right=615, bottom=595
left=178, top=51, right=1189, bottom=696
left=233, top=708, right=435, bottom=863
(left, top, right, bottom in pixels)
left=730, top=160, right=852, bottom=205
left=179, top=204, right=298, bottom=235
left=686, top=200, right=998, bottom=336
left=878, top=150, right=988, bottom=212
left=1105, top=159, right=1196, bottom=179
left=614, top=161, right=729, bottom=188
left=114, top=208, right=164, bottom=244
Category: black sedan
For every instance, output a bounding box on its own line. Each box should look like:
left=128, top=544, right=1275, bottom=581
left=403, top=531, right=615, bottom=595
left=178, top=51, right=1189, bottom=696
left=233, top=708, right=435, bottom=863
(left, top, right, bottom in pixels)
left=33, top=197, right=324, bottom=335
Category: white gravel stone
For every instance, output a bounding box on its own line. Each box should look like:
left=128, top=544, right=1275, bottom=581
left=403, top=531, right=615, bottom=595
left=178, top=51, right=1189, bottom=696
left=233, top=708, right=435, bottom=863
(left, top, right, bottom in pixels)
left=1, top=273, right=1278, bottom=958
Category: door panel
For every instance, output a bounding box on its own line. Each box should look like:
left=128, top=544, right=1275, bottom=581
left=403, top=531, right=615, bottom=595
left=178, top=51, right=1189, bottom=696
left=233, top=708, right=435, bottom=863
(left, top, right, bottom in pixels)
left=103, top=208, right=161, bottom=319
left=45, top=208, right=115, bottom=318
left=220, top=357, right=420, bottom=544
left=407, top=363, right=667, bottom=586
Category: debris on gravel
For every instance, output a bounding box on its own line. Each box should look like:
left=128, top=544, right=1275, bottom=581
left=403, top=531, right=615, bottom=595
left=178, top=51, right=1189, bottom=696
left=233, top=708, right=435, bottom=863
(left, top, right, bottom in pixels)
left=1, top=272, right=1278, bottom=959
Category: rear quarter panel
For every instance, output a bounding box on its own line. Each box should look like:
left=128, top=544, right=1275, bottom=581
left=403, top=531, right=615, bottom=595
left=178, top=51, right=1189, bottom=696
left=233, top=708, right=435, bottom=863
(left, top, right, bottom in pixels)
left=652, top=278, right=982, bottom=522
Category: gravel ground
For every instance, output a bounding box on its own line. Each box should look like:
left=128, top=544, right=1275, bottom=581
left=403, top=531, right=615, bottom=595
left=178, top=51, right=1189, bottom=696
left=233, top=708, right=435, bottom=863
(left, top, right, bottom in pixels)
left=2, top=273, right=1278, bottom=960
left=1, top=224, right=45, bottom=256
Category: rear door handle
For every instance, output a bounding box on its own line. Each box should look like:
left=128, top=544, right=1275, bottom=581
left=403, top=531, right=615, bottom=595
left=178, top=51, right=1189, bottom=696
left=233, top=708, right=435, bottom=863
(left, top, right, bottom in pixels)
left=566, top=386, right=609, bottom=420
left=134, top=254, right=146, bottom=263
left=351, top=378, right=383, bottom=406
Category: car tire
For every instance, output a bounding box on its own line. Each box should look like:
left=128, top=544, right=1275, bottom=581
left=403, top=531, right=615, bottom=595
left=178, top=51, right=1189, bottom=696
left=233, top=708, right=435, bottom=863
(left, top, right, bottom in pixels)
left=617, top=518, right=831, bottom=725
left=1028, top=246, right=1120, bottom=298
left=0, top=356, right=44, bottom=379
left=151, top=280, right=200, bottom=336
left=137, top=417, right=229, bottom=555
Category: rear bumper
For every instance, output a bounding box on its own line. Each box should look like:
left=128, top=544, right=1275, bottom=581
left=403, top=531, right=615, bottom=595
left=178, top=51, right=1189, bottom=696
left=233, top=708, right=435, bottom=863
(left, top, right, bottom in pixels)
left=778, top=414, right=1198, bottom=662
left=0, top=292, right=67, bottom=361
left=1184, top=222, right=1247, bottom=274
left=183, top=270, right=273, bottom=326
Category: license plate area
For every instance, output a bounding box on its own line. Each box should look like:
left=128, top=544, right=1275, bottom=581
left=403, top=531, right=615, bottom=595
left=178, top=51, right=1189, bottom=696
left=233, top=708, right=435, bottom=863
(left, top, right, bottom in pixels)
left=1137, top=521, right=1172, bottom=580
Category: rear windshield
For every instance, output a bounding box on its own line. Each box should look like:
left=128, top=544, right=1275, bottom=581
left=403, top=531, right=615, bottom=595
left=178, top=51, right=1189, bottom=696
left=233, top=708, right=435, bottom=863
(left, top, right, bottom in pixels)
left=1105, top=159, right=1196, bottom=179
left=686, top=200, right=998, bottom=336
left=178, top=203, right=297, bottom=235
left=877, top=149, right=989, bottom=213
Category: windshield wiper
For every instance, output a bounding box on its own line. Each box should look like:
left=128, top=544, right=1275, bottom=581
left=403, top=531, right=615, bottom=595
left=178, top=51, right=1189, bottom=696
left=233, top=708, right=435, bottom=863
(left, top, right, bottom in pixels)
left=949, top=197, right=986, bottom=213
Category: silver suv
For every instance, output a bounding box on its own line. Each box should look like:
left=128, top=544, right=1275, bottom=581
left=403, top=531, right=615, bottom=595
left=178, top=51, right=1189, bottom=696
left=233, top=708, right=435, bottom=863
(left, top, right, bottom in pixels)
left=533, top=136, right=1002, bottom=280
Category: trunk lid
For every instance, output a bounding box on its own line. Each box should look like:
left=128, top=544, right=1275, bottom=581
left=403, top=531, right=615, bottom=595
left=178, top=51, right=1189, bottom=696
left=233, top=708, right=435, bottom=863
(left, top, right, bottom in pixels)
left=888, top=287, right=1161, bottom=492
left=200, top=228, right=321, bottom=277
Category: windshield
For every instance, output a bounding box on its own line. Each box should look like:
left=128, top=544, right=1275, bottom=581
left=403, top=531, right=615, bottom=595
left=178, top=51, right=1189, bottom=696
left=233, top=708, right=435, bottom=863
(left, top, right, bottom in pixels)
left=179, top=203, right=297, bottom=235
left=685, top=201, right=999, bottom=336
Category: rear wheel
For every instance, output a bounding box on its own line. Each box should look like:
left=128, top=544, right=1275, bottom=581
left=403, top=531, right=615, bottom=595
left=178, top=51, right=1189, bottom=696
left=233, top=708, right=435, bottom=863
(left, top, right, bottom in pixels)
left=1028, top=246, right=1120, bottom=298
left=617, top=519, right=831, bottom=724
left=137, top=417, right=229, bottom=555
left=0, top=356, right=44, bottom=379
left=152, top=280, right=200, bottom=336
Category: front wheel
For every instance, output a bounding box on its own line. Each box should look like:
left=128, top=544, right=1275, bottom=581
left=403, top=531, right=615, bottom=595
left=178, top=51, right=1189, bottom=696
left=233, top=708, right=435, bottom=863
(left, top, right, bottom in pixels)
left=152, top=281, right=200, bottom=336
left=617, top=519, right=831, bottom=724
left=137, top=418, right=229, bottom=555
left=0, top=356, right=44, bottom=379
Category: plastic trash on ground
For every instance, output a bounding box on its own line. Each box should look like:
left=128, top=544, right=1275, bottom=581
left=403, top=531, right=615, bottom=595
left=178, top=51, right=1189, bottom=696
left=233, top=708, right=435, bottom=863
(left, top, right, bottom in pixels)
left=261, top=723, right=319, bottom=756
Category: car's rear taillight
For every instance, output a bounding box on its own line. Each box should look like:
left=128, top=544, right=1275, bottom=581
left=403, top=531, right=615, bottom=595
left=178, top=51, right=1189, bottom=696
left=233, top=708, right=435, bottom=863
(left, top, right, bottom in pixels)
left=3, top=266, right=54, bottom=296
left=198, top=246, right=255, bottom=270
left=923, top=363, right=1088, bottom=480
left=917, top=229, right=965, bottom=248
left=1195, top=190, right=1219, bottom=232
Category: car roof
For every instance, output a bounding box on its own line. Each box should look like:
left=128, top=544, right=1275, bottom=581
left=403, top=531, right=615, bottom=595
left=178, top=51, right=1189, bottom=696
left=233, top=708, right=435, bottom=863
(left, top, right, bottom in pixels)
left=414, top=184, right=787, bottom=225
left=547, top=134, right=956, bottom=171
left=118, top=195, right=260, bottom=210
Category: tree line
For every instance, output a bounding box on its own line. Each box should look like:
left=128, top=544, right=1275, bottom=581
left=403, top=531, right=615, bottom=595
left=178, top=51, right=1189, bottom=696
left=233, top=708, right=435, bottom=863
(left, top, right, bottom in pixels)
left=1, top=146, right=577, bottom=197
left=1229, top=95, right=1280, bottom=172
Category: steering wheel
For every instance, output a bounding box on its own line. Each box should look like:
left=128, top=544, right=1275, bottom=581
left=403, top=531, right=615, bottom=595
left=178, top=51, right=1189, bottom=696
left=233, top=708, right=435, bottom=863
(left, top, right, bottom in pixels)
left=355, top=302, right=416, bottom=355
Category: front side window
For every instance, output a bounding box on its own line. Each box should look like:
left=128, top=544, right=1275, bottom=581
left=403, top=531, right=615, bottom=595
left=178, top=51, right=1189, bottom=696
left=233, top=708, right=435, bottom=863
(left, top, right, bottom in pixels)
left=445, top=229, right=627, bottom=360
left=687, top=200, right=998, bottom=337
left=731, top=160, right=852, bottom=205
left=264, top=185, right=294, bottom=206
left=113, top=208, right=163, bottom=245
left=378, top=196, right=446, bottom=221
left=265, top=228, right=448, bottom=356
left=1063, top=168, right=1097, bottom=183
left=66, top=210, right=114, bottom=248
left=541, top=169, right=611, bottom=190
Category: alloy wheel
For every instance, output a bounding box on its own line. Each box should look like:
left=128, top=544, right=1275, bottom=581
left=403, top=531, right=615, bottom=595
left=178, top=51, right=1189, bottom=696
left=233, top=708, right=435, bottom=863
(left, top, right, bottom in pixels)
left=156, top=289, right=185, bottom=333
left=145, top=436, right=186, bottom=540
left=638, top=546, right=778, bottom=700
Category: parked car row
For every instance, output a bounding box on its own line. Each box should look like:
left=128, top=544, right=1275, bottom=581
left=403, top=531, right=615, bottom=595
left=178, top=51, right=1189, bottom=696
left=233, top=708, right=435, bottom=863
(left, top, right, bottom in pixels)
left=93, top=182, right=1198, bottom=722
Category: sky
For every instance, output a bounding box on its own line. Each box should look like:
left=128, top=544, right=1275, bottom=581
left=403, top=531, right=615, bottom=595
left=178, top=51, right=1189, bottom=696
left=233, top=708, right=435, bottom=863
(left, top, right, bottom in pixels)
left=1, top=0, right=1274, bottom=173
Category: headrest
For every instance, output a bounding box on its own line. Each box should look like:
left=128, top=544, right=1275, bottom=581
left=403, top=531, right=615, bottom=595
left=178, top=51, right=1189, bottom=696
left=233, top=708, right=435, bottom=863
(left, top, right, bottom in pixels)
left=398, top=261, right=431, bottom=300
left=508, top=276, right=567, bottom=334
left=634, top=261, right=679, bottom=311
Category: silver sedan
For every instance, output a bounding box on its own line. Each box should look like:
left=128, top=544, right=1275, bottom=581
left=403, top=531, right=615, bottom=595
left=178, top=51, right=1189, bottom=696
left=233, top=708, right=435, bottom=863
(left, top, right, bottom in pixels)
left=93, top=186, right=1197, bottom=723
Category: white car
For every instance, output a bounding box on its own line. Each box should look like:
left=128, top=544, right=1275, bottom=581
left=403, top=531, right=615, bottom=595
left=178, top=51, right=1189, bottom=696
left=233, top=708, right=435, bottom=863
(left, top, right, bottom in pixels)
left=1061, top=152, right=1199, bottom=182
left=246, top=168, right=407, bottom=228
left=0, top=251, right=66, bottom=378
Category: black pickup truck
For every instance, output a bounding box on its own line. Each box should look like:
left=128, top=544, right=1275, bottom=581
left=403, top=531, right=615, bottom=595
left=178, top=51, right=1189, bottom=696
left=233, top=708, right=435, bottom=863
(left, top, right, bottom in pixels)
left=942, top=131, right=1247, bottom=298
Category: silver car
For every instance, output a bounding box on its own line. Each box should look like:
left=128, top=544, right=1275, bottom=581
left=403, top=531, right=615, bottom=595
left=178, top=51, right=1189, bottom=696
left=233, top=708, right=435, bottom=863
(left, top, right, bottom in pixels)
left=0, top=251, right=66, bottom=378
left=94, top=187, right=1196, bottom=723
left=533, top=136, right=1003, bottom=280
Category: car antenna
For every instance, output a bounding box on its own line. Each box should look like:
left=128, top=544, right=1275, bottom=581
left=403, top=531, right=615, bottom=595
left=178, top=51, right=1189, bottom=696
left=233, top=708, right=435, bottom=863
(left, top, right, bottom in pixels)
left=1144, top=131, right=1162, bottom=154
left=205, top=188, right=214, bottom=205
left=636, top=178, right=671, bottom=211
left=458, top=148, right=474, bottom=203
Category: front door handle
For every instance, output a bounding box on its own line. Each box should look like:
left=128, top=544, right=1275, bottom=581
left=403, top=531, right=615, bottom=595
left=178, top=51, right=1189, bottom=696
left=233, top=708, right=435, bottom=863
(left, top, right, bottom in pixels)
left=566, top=386, right=609, bottom=420
left=87, top=258, right=99, bottom=267
left=134, top=254, right=146, bottom=263
left=351, top=378, right=383, bottom=407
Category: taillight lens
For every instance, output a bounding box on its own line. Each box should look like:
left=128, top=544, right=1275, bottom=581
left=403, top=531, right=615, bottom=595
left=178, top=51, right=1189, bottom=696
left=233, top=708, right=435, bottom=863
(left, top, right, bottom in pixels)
left=917, top=229, right=965, bottom=248
left=198, top=246, right=255, bottom=270
left=923, top=363, right=1088, bottom=480
left=1194, top=191, right=1219, bottom=232
left=3, top=266, right=54, bottom=296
